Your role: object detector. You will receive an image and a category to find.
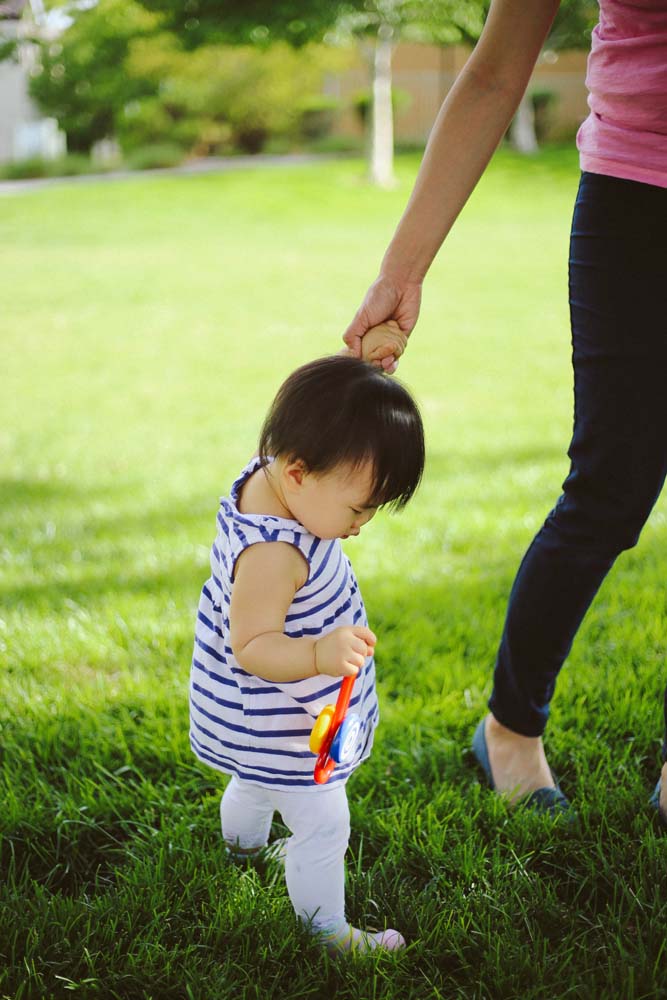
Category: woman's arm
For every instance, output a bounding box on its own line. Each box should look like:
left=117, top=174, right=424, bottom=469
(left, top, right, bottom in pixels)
left=344, top=0, right=561, bottom=362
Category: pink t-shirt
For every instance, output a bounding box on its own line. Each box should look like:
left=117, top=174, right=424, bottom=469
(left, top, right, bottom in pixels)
left=577, top=0, right=667, bottom=188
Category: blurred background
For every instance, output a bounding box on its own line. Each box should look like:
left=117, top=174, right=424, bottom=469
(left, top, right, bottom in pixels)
left=1, top=0, right=597, bottom=182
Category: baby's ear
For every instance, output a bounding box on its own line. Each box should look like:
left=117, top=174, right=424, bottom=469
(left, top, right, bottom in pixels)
left=283, top=457, right=313, bottom=495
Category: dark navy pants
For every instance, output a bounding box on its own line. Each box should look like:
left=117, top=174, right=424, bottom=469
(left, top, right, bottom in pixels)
left=489, top=171, right=667, bottom=754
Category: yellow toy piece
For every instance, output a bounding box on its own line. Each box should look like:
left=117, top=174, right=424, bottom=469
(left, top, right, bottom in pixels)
left=309, top=705, right=335, bottom=754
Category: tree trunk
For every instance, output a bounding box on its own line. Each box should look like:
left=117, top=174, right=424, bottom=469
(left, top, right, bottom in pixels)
left=510, top=91, right=538, bottom=155
left=370, top=21, right=395, bottom=188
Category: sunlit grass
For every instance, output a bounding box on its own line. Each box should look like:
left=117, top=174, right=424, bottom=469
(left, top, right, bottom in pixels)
left=1, top=147, right=666, bottom=999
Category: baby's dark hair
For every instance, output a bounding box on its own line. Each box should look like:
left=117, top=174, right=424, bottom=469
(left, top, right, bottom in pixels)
left=259, top=355, right=424, bottom=510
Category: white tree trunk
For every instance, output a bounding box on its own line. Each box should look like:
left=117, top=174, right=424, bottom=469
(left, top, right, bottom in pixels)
left=510, top=92, right=538, bottom=154
left=370, top=22, right=395, bottom=188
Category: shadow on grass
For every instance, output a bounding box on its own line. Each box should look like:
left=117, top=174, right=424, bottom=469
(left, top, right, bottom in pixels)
left=0, top=475, right=214, bottom=611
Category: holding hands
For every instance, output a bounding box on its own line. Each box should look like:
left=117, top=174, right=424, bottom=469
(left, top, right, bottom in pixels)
left=342, top=274, right=422, bottom=372
left=341, top=320, right=409, bottom=371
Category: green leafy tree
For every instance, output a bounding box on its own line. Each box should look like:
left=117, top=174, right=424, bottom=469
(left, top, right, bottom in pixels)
left=332, top=1, right=487, bottom=185
left=128, top=0, right=345, bottom=48
left=120, top=36, right=342, bottom=154
left=26, top=0, right=345, bottom=155
left=548, top=0, right=598, bottom=49
left=28, top=0, right=162, bottom=152
left=132, top=0, right=488, bottom=183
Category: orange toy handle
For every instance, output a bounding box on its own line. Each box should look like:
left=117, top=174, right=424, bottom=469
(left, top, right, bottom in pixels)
left=313, top=674, right=355, bottom=784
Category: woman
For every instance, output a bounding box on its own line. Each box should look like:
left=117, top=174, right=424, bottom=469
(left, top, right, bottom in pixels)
left=343, top=0, right=667, bottom=819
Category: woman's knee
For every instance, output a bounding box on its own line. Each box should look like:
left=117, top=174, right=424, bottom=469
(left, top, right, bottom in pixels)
left=548, top=483, right=658, bottom=555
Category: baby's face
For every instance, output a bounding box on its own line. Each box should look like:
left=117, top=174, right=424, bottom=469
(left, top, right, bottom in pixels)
left=290, top=461, right=378, bottom=540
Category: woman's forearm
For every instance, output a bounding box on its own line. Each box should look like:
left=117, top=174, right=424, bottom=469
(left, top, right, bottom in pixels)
left=381, top=0, right=560, bottom=286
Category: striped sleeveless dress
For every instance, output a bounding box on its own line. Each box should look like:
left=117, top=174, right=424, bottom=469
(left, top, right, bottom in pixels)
left=189, top=457, right=380, bottom=790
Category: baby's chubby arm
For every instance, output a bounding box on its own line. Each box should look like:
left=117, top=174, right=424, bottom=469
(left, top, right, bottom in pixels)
left=340, top=320, right=409, bottom=372
left=230, top=541, right=376, bottom=681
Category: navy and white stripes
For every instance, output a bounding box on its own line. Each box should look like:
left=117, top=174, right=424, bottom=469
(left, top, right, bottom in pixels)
left=189, top=457, right=379, bottom=790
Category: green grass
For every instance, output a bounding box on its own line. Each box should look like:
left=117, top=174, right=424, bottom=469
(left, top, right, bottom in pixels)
left=1, top=147, right=666, bottom=999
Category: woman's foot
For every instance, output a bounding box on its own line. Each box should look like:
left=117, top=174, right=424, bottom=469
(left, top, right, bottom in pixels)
left=482, top=713, right=556, bottom=804
left=320, top=923, right=405, bottom=954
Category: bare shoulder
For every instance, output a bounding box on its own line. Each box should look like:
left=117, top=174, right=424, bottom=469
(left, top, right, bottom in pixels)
left=233, top=540, right=309, bottom=591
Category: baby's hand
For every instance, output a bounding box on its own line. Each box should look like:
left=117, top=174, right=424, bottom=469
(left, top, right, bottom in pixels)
left=314, top=625, right=376, bottom=677
left=340, top=321, right=408, bottom=372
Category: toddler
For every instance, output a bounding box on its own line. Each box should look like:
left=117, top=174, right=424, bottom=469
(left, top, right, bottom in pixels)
left=189, top=355, right=424, bottom=953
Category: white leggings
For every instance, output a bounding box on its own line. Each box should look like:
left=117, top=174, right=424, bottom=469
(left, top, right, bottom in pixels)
left=220, top=775, right=350, bottom=933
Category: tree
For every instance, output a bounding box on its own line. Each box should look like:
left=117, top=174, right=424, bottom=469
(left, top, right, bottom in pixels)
left=134, top=0, right=488, bottom=185
left=23, top=0, right=346, bottom=155
left=120, top=36, right=342, bottom=154
left=28, top=0, right=162, bottom=151
left=344, top=0, right=597, bottom=175
left=128, top=0, right=345, bottom=48
left=335, top=1, right=487, bottom=186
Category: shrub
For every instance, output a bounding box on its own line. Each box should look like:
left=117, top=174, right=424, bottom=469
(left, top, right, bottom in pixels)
left=530, top=88, right=559, bottom=143
left=0, top=154, right=98, bottom=180
left=121, top=39, right=344, bottom=156
left=298, top=95, right=340, bottom=141
left=0, top=157, right=51, bottom=180
left=49, top=153, right=94, bottom=176
left=351, top=87, right=411, bottom=127
left=124, top=143, right=184, bottom=170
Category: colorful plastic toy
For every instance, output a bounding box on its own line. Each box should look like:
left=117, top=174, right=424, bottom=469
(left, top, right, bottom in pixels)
left=309, top=674, right=361, bottom=784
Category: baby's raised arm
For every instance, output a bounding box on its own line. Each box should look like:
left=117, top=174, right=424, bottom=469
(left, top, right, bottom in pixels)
left=230, top=542, right=375, bottom=681
left=339, top=321, right=409, bottom=372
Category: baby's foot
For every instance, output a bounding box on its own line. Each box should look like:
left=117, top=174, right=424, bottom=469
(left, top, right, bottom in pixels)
left=320, top=923, right=405, bottom=954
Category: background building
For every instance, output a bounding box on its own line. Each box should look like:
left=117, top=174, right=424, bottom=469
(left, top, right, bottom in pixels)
left=328, top=42, right=589, bottom=146
left=0, top=0, right=66, bottom=163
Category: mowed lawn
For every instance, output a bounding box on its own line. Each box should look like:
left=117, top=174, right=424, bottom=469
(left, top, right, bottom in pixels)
left=1, top=148, right=666, bottom=1000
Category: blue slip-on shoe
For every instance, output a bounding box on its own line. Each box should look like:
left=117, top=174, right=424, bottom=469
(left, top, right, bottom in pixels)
left=649, top=780, right=666, bottom=828
left=471, top=718, right=497, bottom=791
left=471, top=718, right=572, bottom=818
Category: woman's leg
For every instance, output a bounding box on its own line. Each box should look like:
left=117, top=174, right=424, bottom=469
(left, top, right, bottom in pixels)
left=486, top=172, right=667, bottom=792
left=220, top=775, right=274, bottom=858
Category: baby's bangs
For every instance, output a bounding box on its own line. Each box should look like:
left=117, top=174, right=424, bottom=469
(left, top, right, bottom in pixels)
left=362, top=414, right=425, bottom=511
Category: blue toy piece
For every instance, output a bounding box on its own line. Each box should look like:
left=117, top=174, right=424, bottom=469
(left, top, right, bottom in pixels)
left=329, top=713, right=361, bottom=764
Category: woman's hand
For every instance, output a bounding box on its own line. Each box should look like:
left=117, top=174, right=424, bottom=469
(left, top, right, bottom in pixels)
left=343, top=274, right=422, bottom=372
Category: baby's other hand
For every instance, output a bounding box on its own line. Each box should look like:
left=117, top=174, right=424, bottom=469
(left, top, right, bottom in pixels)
left=314, top=625, right=376, bottom=677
